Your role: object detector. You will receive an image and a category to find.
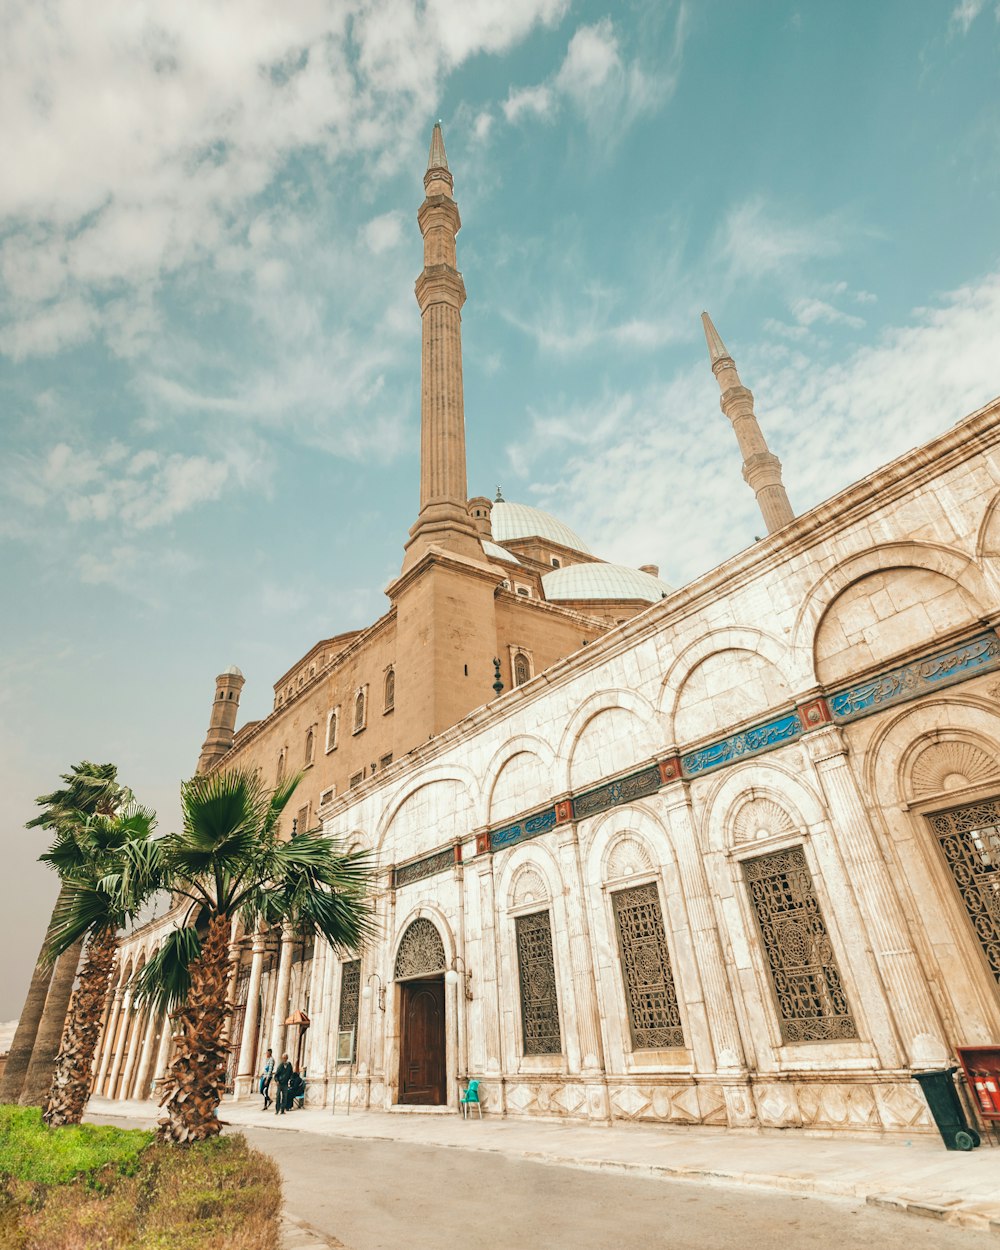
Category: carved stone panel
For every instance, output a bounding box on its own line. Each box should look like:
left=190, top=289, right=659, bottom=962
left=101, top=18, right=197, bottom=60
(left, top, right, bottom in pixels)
left=394, top=918, right=446, bottom=980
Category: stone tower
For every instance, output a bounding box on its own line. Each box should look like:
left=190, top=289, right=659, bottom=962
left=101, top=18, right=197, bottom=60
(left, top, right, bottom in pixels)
left=196, top=665, right=245, bottom=774
left=702, top=312, right=795, bottom=534
left=401, top=121, right=483, bottom=572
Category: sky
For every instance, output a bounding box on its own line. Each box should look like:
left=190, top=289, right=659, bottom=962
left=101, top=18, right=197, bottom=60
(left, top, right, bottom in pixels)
left=1, top=0, right=999, bottom=1020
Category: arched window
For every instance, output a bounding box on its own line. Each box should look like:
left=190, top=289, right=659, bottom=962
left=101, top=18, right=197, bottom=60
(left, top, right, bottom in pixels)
left=513, top=652, right=531, bottom=687
left=384, top=667, right=395, bottom=712
left=326, top=708, right=339, bottom=753
left=353, top=689, right=366, bottom=734
left=276, top=750, right=286, bottom=784
left=304, top=728, right=315, bottom=766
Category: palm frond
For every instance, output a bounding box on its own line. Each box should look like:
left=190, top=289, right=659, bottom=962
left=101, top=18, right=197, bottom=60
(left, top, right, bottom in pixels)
left=45, top=881, right=116, bottom=963
left=260, top=772, right=302, bottom=840
left=133, top=926, right=203, bottom=1012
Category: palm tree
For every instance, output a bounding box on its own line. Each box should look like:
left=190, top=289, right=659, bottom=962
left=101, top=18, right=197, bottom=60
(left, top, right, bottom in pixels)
left=136, top=767, right=375, bottom=1144
left=2, top=763, right=127, bottom=1106
left=40, top=803, right=160, bottom=1127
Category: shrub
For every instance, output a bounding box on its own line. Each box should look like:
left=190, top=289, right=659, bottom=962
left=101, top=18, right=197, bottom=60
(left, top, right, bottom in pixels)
left=0, top=1106, right=280, bottom=1250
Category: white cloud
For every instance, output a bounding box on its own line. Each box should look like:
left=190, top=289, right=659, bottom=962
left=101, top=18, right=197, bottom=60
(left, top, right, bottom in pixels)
left=950, top=0, right=986, bottom=33
left=513, top=268, right=1000, bottom=586
left=501, top=8, right=685, bottom=141
left=790, top=297, right=865, bottom=330
left=362, top=211, right=404, bottom=254
left=472, top=110, right=494, bottom=143
left=0, top=0, right=569, bottom=360
left=503, top=84, right=556, bottom=122
left=717, top=197, right=847, bottom=283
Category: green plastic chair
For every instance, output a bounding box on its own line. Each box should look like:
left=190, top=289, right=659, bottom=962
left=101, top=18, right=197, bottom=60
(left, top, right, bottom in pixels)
left=460, top=1080, right=482, bottom=1120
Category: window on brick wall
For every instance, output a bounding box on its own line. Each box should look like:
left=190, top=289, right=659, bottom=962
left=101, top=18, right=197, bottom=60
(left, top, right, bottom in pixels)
left=326, top=708, right=339, bottom=753
left=383, top=667, right=395, bottom=712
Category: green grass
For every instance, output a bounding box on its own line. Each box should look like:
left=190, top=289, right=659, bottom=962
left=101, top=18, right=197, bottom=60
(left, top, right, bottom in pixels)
left=0, top=1105, right=153, bottom=1185
left=0, top=1106, right=281, bottom=1250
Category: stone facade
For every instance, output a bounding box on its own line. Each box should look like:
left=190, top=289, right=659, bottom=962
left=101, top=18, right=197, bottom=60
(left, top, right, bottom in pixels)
left=90, top=127, right=1000, bottom=1138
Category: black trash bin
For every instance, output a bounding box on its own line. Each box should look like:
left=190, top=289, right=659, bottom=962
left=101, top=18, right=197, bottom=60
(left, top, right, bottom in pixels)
left=912, top=1067, right=981, bottom=1150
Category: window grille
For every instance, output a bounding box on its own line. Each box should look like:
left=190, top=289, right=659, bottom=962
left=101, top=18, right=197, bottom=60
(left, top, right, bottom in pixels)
left=338, top=960, right=361, bottom=1034
left=349, top=771, right=364, bottom=789
left=515, top=910, right=562, bottom=1055
left=927, top=798, right=1000, bottom=989
left=513, top=652, right=530, bottom=687
left=742, top=846, right=857, bottom=1043
left=394, top=918, right=446, bottom=978
left=612, top=883, right=684, bottom=1049
left=379, top=753, right=393, bottom=769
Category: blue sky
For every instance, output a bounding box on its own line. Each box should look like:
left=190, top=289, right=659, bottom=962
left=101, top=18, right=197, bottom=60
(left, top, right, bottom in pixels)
left=1, top=0, right=999, bottom=1018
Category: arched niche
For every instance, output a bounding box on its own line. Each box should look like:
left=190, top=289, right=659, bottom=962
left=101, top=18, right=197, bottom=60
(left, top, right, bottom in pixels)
left=490, top=751, right=550, bottom=826
left=569, top=705, right=656, bottom=792
left=815, top=567, right=982, bottom=687
left=674, top=649, right=792, bottom=744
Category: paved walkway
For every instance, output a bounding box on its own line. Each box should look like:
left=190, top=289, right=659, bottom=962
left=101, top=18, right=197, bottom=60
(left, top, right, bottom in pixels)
left=88, top=1097, right=1000, bottom=1235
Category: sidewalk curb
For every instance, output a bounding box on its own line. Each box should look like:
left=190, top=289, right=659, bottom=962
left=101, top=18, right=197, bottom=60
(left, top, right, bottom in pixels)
left=236, top=1115, right=1000, bottom=1235
left=282, top=1211, right=347, bottom=1249
left=88, top=1100, right=1000, bottom=1237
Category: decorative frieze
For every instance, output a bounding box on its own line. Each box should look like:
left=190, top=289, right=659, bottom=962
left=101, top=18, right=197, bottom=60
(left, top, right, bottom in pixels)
left=681, top=711, right=801, bottom=778
left=573, top=766, right=660, bottom=820
left=829, top=631, right=1000, bottom=722
left=393, top=846, right=458, bottom=889
left=491, top=807, right=557, bottom=852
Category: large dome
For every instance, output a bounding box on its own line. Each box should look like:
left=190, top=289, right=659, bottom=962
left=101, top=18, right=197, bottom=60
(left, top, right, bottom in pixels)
left=542, top=563, right=671, bottom=603
left=491, top=501, right=592, bottom=555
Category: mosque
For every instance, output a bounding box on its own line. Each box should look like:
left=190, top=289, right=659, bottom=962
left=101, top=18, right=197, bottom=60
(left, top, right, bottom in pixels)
left=92, top=125, right=1000, bottom=1137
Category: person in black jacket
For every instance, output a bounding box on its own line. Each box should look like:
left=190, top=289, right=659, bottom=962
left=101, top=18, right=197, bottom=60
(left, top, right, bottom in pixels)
left=287, top=1069, right=306, bottom=1109
left=274, top=1054, right=293, bottom=1115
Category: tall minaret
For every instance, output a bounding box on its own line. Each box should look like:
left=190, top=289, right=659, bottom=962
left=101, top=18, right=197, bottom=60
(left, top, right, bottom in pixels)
left=196, top=666, right=245, bottom=774
left=702, top=312, right=794, bottom=534
left=402, top=122, right=483, bottom=571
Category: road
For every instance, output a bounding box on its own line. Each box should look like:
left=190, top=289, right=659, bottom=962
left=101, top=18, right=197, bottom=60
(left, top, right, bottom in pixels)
left=237, top=1123, right=999, bottom=1250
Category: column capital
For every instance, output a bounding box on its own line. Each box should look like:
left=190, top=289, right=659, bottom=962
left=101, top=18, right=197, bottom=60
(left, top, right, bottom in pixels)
left=802, top=723, right=850, bottom=766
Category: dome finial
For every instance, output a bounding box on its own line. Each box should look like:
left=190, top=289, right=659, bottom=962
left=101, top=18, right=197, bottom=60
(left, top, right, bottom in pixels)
left=494, top=485, right=505, bottom=503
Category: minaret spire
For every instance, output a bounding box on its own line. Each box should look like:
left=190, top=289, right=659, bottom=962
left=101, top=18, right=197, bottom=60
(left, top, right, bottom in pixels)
left=402, top=122, right=481, bottom=570
left=701, top=312, right=794, bottom=534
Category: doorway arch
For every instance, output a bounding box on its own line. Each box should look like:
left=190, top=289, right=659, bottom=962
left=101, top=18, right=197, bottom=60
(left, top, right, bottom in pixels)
left=394, top=919, right=448, bottom=1106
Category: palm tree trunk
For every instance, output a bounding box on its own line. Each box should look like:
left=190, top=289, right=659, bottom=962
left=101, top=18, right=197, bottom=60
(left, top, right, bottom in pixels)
left=0, top=885, right=69, bottom=1103
left=19, top=937, right=85, bottom=1106
left=158, top=915, right=232, bottom=1143
left=42, top=929, right=118, bottom=1127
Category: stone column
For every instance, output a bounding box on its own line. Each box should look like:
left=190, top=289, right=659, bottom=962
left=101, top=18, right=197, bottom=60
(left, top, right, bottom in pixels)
left=94, top=987, right=124, bottom=1096
left=269, top=929, right=296, bottom=1058
left=131, top=1009, right=159, bottom=1102
left=106, top=989, right=133, bottom=1100
left=118, top=1003, right=146, bottom=1101
left=474, top=859, right=503, bottom=1078
left=555, top=823, right=609, bottom=1120
left=236, top=934, right=267, bottom=1097
left=805, top=725, right=949, bottom=1066
left=152, top=1012, right=174, bottom=1088
left=660, top=785, right=748, bottom=1075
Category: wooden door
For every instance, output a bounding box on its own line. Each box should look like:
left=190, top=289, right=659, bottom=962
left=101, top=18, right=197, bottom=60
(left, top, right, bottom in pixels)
left=398, top=978, right=446, bottom=1105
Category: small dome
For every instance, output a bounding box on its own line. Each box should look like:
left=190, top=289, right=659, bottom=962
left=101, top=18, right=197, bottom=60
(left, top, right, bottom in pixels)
left=491, top=501, right=592, bottom=555
left=542, top=563, right=671, bottom=603
left=221, top=665, right=244, bottom=678
left=482, top=540, right=521, bottom=565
